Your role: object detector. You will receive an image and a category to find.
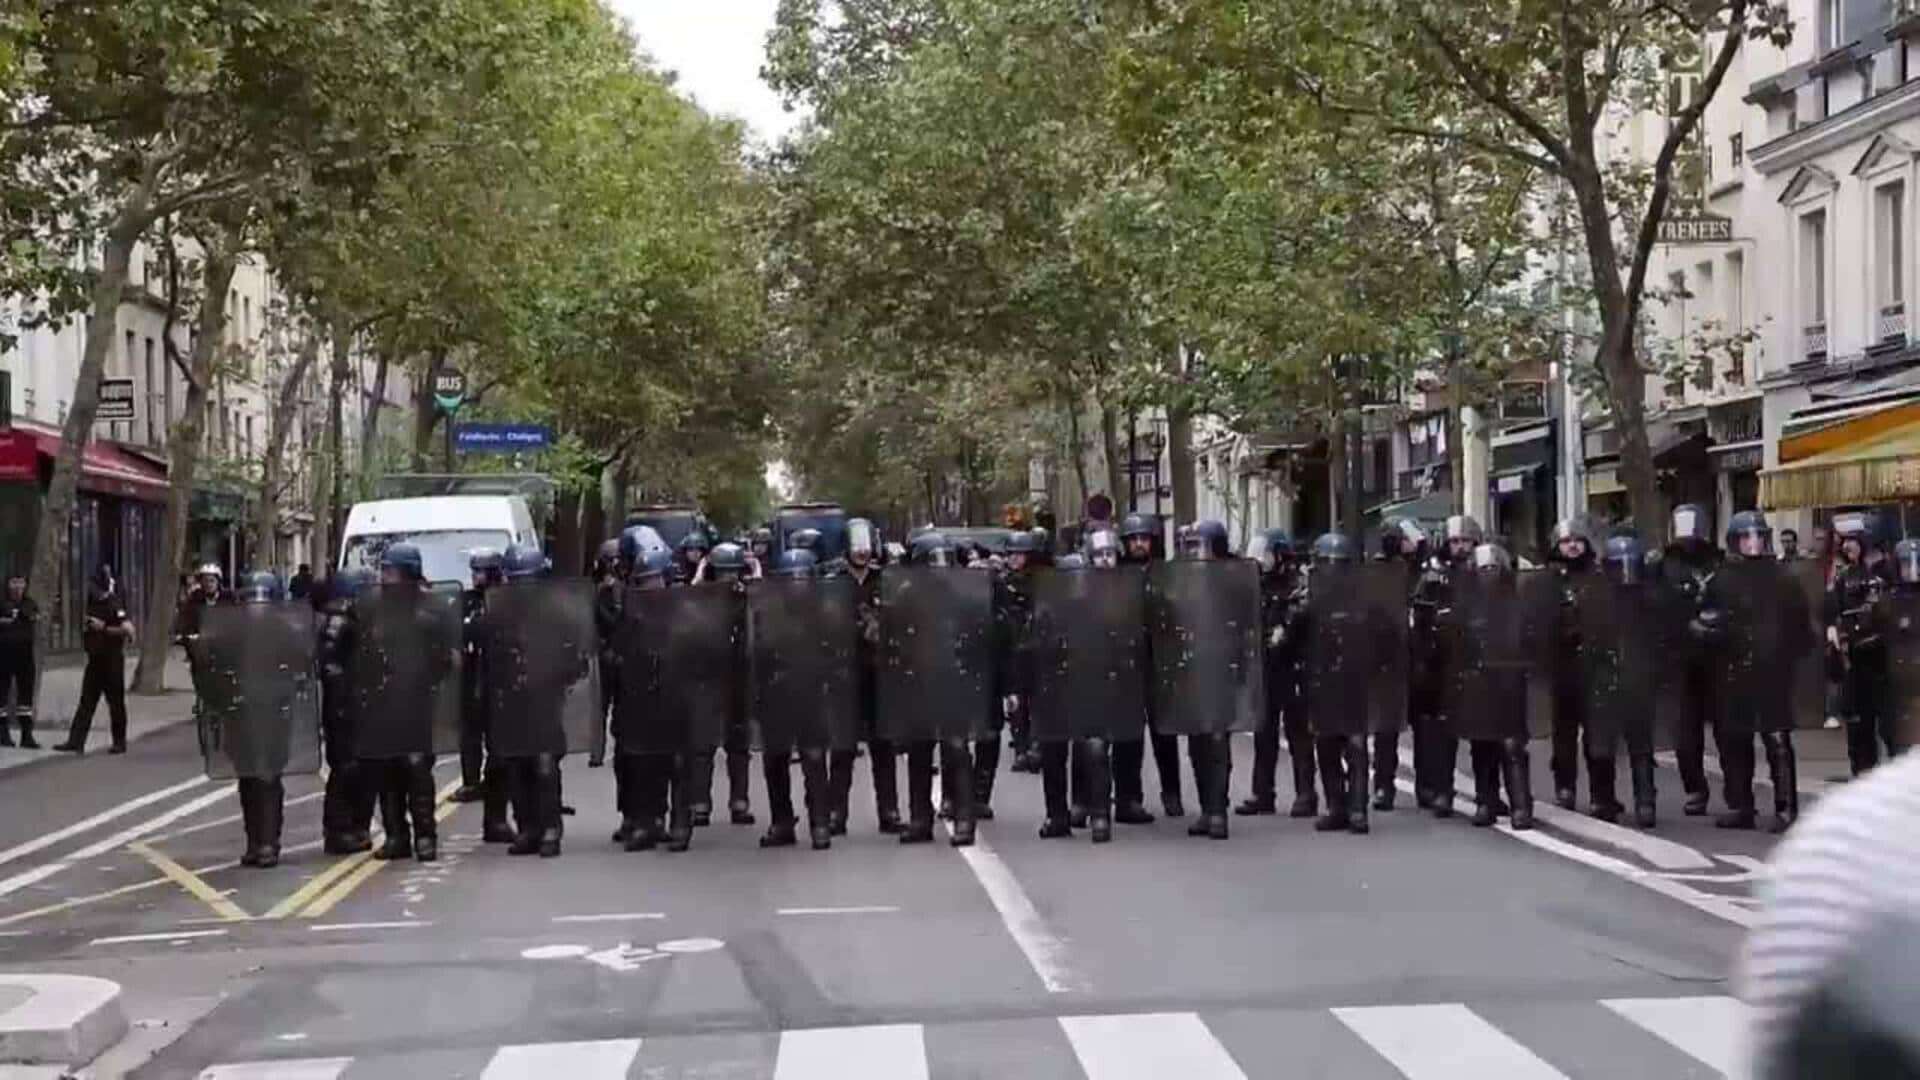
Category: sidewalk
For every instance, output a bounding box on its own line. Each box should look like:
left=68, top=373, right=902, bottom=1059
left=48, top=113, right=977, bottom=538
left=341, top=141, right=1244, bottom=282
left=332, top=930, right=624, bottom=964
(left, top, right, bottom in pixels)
left=0, top=652, right=196, bottom=771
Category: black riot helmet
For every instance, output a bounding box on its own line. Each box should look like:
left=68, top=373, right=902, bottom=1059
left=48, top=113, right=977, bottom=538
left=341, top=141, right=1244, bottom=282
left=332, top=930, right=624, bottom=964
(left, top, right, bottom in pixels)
left=238, top=570, right=283, bottom=604
left=775, top=548, right=817, bottom=579
left=1311, top=532, right=1357, bottom=566
left=847, top=518, right=878, bottom=566
left=469, top=547, right=506, bottom=589
left=708, top=542, right=747, bottom=580
left=594, top=538, right=621, bottom=576
left=677, top=530, right=711, bottom=559
left=1832, top=510, right=1883, bottom=564
left=1725, top=510, right=1774, bottom=560
left=1442, top=514, right=1484, bottom=562
left=1897, top=538, right=1920, bottom=585
left=503, top=543, right=546, bottom=581
left=1005, top=529, right=1037, bottom=570
left=1084, top=526, right=1121, bottom=569
left=910, top=532, right=956, bottom=568
left=1119, top=513, right=1157, bottom=560
left=1027, top=527, right=1054, bottom=566
left=632, top=548, right=673, bottom=589
left=380, top=542, right=425, bottom=585
left=1669, top=503, right=1712, bottom=550
left=1471, top=542, right=1513, bottom=574
left=789, top=528, right=822, bottom=554
left=1603, top=534, right=1648, bottom=585
left=1379, top=517, right=1428, bottom=562
left=329, top=566, right=376, bottom=609
left=618, top=525, right=661, bottom=567
left=1550, top=516, right=1597, bottom=565
left=749, top=526, right=773, bottom=557
left=1247, top=529, right=1294, bottom=575
left=1182, top=519, right=1230, bottom=560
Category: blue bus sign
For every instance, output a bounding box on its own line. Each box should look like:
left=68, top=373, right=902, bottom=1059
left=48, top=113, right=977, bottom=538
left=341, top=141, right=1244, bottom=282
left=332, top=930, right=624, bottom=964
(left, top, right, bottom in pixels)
left=453, top=423, right=551, bottom=453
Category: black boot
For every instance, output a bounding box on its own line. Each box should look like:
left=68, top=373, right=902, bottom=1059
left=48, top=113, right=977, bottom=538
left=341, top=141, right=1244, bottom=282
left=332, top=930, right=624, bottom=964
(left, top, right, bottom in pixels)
left=946, top=740, right=977, bottom=847
left=760, top=820, right=798, bottom=847
left=1715, top=735, right=1758, bottom=830
left=1503, top=739, right=1535, bottom=831
left=374, top=779, right=412, bottom=860
left=973, top=736, right=1000, bottom=820
left=871, top=740, right=904, bottom=834
left=1082, top=738, right=1113, bottom=843
left=665, top=757, right=695, bottom=852
left=237, top=781, right=263, bottom=867
left=1344, top=737, right=1369, bottom=834
left=406, top=764, right=438, bottom=862
left=1186, top=737, right=1213, bottom=837
left=483, top=763, right=515, bottom=844
left=256, top=778, right=284, bottom=868
left=1471, top=743, right=1501, bottom=828
left=17, top=718, right=36, bottom=750
left=727, top=747, right=754, bottom=825
left=688, top=749, right=715, bottom=827
left=1371, top=731, right=1397, bottom=811
left=1587, top=754, right=1623, bottom=823
left=799, top=749, right=833, bottom=850
left=1629, top=752, right=1657, bottom=828
left=535, top=759, right=562, bottom=857
left=1764, top=732, right=1798, bottom=834
left=900, top=744, right=936, bottom=844
left=1313, top=738, right=1350, bottom=832
left=1286, top=728, right=1318, bottom=818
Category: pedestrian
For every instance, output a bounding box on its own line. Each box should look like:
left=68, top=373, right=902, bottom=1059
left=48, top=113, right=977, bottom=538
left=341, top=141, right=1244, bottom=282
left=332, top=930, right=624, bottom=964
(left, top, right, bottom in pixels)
left=56, top=564, right=135, bottom=754
left=0, top=573, right=38, bottom=748
left=288, top=563, right=314, bottom=601
left=1778, top=529, right=1800, bottom=561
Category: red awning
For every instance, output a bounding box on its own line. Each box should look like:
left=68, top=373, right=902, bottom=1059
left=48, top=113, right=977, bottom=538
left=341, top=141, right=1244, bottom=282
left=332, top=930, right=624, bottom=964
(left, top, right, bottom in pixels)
left=0, top=425, right=170, bottom=503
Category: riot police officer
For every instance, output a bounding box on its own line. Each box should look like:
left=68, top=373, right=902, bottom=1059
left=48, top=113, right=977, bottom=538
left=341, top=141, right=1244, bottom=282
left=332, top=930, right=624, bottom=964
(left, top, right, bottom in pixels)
left=1451, top=543, right=1536, bottom=830
left=320, top=567, right=378, bottom=854
left=749, top=526, right=775, bottom=569
left=1304, top=532, right=1370, bottom=834
left=1661, top=503, right=1721, bottom=817
left=1370, top=517, right=1428, bottom=811
left=1407, top=527, right=1454, bottom=815
left=1238, top=528, right=1315, bottom=819
left=618, top=548, right=678, bottom=851
left=901, top=533, right=977, bottom=847
left=588, top=538, right=623, bottom=770
left=1719, top=510, right=1802, bottom=833
left=1034, top=527, right=1120, bottom=842
left=1547, top=516, right=1620, bottom=820
left=832, top=518, right=903, bottom=835
left=686, top=541, right=756, bottom=829
left=491, top=543, right=566, bottom=857
left=675, top=531, right=711, bottom=586
left=231, top=571, right=292, bottom=868
left=1828, top=511, right=1900, bottom=777
left=461, top=549, right=514, bottom=843
left=368, top=543, right=445, bottom=863
left=1173, top=519, right=1235, bottom=840
left=760, top=548, right=836, bottom=851
left=1112, top=511, right=1180, bottom=822
left=982, top=530, right=1038, bottom=811
left=1601, top=534, right=1662, bottom=828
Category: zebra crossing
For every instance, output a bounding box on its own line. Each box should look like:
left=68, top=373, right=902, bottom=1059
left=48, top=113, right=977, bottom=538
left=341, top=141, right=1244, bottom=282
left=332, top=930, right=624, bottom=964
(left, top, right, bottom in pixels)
left=194, top=995, right=1749, bottom=1079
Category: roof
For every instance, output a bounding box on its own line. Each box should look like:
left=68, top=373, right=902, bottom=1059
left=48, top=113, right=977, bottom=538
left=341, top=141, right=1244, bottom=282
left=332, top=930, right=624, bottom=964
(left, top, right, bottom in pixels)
left=343, top=495, right=524, bottom=533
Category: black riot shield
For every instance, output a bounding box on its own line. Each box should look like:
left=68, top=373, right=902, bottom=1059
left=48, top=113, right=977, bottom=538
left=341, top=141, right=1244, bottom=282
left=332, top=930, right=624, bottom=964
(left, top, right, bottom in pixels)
left=1361, top=563, right=1410, bottom=735
left=192, top=604, right=322, bottom=780
left=616, top=584, right=738, bottom=754
left=1786, top=560, right=1831, bottom=731
left=480, top=579, right=600, bottom=758
left=1146, top=560, right=1264, bottom=736
left=1306, top=562, right=1409, bottom=738
left=1440, top=571, right=1537, bottom=742
left=746, top=576, right=860, bottom=752
left=1718, top=559, right=1814, bottom=735
left=1028, top=567, right=1149, bottom=742
left=350, top=585, right=462, bottom=759
left=876, top=566, right=994, bottom=742
left=1883, top=589, right=1920, bottom=748
left=1570, top=577, right=1675, bottom=754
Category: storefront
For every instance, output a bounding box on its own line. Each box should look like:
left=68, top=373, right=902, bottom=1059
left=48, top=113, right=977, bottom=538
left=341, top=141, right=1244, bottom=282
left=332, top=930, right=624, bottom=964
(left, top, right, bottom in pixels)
left=1761, top=401, right=1920, bottom=516
left=1488, top=420, right=1557, bottom=562
left=0, top=422, right=168, bottom=652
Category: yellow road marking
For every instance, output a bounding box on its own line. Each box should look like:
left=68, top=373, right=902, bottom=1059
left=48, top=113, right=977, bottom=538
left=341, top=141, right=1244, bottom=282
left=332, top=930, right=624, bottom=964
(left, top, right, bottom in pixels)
left=0, top=857, right=242, bottom=928
left=295, top=779, right=462, bottom=919
left=127, top=842, right=251, bottom=922
left=263, top=851, right=369, bottom=920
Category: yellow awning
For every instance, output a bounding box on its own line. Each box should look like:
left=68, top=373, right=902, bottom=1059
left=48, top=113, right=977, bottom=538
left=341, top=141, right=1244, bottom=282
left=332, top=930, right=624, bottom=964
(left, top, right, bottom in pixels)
left=1761, top=415, right=1920, bottom=510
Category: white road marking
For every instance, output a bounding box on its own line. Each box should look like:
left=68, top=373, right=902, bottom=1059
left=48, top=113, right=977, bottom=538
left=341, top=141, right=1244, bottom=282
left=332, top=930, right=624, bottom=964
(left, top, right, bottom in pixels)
left=1060, top=1012, right=1247, bottom=1079
left=1334, top=1003, right=1570, bottom=1079
left=949, top=828, right=1089, bottom=992
left=1603, top=996, right=1749, bottom=1074
left=90, top=929, right=228, bottom=946
left=655, top=937, right=725, bottom=954
left=1390, top=776, right=1758, bottom=927
left=521, top=944, right=591, bottom=959
left=1660, top=750, right=1836, bottom=797
left=776, top=905, right=900, bottom=916
left=0, top=785, right=232, bottom=901
left=0, top=776, right=206, bottom=870
left=549, top=912, right=667, bottom=923
left=1441, top=766, right=1712, bottom=871
left=198, top=1058, right=352, bottom=1080
left=479, top=1038, right=642, bottom=1079
left=307, top=921, right=432, bottom=932
left=774, top=1024, right=927, bottom=1080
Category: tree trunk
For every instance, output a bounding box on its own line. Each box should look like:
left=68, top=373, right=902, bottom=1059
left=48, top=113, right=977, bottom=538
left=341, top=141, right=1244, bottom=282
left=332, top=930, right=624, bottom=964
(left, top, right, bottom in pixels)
left=581, top=465, right=607, bottom=572
left=323, top=320, right=352, bottom=568
left=552, top=488, right=582, bottom=577
left=1166, top=346, right=1196, bottom=526
left=131, top=241, right=236, bottom=693
left=409, top=352, right=444, bottom=473
left=1099, top=402, right=1125, bottom=512
left=608, top=453, right=632, bottom=529
left=1447, top=398, right=1467, bottom=515
left=252, top=334, right=319, bottom=577
left=358, top=348, right=390, bottom=486
left=1062, top=392, right=1090, bottom=512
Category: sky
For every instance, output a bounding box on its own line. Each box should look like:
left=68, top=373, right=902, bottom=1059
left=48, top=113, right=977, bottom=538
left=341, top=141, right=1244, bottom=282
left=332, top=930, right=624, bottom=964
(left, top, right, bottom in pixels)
left=605, top=2, right=801, bottom=145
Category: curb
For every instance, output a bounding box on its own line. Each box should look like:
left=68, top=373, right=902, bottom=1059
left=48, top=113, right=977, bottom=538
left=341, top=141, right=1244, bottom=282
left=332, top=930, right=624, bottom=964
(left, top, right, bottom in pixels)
left=0, top=974, right=128, bottom=1067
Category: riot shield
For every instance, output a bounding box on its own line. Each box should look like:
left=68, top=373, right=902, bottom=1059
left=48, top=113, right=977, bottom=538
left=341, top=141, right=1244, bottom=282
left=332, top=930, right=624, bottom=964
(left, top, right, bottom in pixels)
left=616, top=584, right=738, bottom=754
left=875, top=566, right=994, bottom=742
left=350, top=585, right=462, bottom=759
left=1883, top=589, right=1920, bottom=749
left=480, top=578, right=601, bottom=758
left=746, top=576, right=860, bottom=752
left=1570, top=576, right=1675, bottom=755
left=1440, top=571, right=1535, bottom=742
left=1360, top=562, right=1410, bottom=735
left=1146, top=560, right=1264, bottom=736
left=1718, top=559, right=1811, bottom=735
left=192, top=604, right=322, bottom=780
left=1786, top=560, right=1831, bottom=731
left=1028, top=567, right=1148, bottom=742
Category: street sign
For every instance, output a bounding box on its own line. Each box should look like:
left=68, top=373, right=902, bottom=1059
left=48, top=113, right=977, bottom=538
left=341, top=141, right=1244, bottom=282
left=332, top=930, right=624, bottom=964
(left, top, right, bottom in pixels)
left=432, top=368, right=467, bottom=414
left=1657, top=215, right=1733, bottom=244
left=454, top=423, right=551, bottom=453
left=97, top=377, right=135, bottom=421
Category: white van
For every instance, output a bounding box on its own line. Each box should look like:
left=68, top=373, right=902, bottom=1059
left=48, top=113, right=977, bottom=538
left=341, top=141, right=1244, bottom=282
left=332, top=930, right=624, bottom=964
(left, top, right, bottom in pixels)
left=337, top=495, right=540, bottom=586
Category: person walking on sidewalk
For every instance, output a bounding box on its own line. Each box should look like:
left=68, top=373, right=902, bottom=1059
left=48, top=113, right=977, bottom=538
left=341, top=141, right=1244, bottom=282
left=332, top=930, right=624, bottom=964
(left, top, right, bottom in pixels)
left=0, top=573, right=38, bottom=747
left=56, top=564, right=136, bottom=754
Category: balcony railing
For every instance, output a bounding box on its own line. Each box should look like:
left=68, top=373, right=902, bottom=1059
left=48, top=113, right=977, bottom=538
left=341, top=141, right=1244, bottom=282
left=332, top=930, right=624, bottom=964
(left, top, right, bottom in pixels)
left=1804, top=322, right=1829, bottom=360
left=1880, top=303, right=1909, bottom=346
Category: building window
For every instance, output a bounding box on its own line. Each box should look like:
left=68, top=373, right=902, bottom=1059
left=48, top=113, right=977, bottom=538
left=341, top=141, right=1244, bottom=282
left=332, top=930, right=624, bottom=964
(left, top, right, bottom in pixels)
left=1730, top=133, right=1743, bottom=167
left=1878, top=181, right=1908, bottom=343
left=1726, top=250, right=1747, bottom=382
left=143, top=337, right=155, bottom=446
left=1801, top=209, right=1829, bottom=357
left=1824, top=0, right=1897, bottom=51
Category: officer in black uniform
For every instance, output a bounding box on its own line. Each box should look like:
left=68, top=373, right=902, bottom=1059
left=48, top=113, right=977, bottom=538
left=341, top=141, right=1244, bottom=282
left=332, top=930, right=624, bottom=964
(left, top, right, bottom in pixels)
left=1406, top=527, right=1455, bottom=816
left=1660, top=503, right=1721, bottom=817
left=1828, top=512, right=1900, bottom=777
left=1238, top=528, right=1315, bottom=818
left=1453, top=542, right=1536, bottom=830
left=1370, top=517, right=1427, bottom=811
left=1177, top=520, right=1235, bottom=840
left=1547, top=516, right=1621, bottom=820
left=0, top=573, right=39, bottom=748
left=1111, top=512, right=1180, bottom=822
left=831, top=518, right=903, bottom=834
left=980, top=530, right=1037, bottom=819
left=231, top=570, right=291, bottom=868
left=481, top=544, right=564, bottom=857
left=900, top=533, right=976, bottom=847
left=320, top=567, right=378, bottom=854
left=760, top=548, right=836, bottom=851
left=59, top=564, right=136, bottom=754
left=749, top=527, right=775, bottom=570
left=460, top=549, right=514, bottom=843
left=685, top=541, right=755, bottom=830
left=1712, top=510, right=1800, bottom=833
left=1435, top=516, right=1493, bottom=819
left=1600, top=533, right=1663, bottom=828
left=619, top=547, right=678, bottom=851
left=674, top=531, right=711, bottom=587
left=1304, top=531, right=1370, bottom=834
left=368, top=543, right=446, bottom=863
left=587, top=537, right=623, bottom=770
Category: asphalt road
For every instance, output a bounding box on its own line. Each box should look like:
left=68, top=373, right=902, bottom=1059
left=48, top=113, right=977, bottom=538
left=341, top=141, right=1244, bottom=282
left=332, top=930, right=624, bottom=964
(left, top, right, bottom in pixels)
left=0, top=721, right=1783, bottom=1078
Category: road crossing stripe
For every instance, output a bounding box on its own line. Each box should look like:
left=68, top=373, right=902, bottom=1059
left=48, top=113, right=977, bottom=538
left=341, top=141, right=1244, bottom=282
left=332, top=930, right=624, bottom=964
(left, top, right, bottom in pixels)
left=774, top=1023, right=928, bottom=1080
left=1333, top=1003, right=1570, bottom=1079
left=479, top=1038, right=642, bottom=1079
left=0, top=785, right=233, bottom=901
left=0, top=776, right=207, bottom=871
left=198, top=1058, right=351, bottom=1079
left=1059, top=1012, right=1248, bottom=1080
left=1602, top=996, right=1748, bottom=1075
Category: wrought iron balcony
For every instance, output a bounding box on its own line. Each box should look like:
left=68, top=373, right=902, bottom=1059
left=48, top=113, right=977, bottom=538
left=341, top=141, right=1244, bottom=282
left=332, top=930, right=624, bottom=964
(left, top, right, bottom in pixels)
left=1804, top=322, right=1829, bottom=360
left=1879, top=303, right=1909, bottom=346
